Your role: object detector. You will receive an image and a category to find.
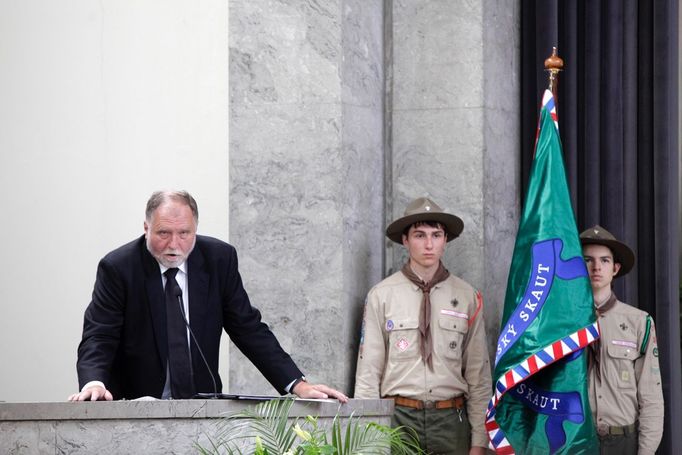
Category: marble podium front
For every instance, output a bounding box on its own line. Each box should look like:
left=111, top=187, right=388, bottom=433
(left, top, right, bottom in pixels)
left=0, top=398, right=392, bottom=454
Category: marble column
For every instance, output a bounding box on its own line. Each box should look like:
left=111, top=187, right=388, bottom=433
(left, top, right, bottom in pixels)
left=229, top=0, right=520, bottom=395
left=386, top=0, right=520, bottom=359
left=229, top=0, right=384, bottom=394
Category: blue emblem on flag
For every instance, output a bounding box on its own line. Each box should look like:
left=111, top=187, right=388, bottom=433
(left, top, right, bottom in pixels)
left=496, top=239, right=588, bottom=364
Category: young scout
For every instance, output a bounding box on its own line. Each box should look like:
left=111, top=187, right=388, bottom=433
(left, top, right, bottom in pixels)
left=580, top=225, right=664, bottom=455
left=354, top=197, right=492, bottom=455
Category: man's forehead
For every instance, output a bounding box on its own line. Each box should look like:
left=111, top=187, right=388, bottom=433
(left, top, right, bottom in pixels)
left=409, top=224, right=445, bottom=233
left=583, top=244, right=614, bottom=257
left=149, top=202, right=196, bottom=224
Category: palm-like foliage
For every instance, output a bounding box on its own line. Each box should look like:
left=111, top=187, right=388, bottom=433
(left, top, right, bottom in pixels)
left=195, top=398, right=422, bottom=455
left=197, top=398, right=299, bottom=454
left=326, top=413, right=419, bottom=455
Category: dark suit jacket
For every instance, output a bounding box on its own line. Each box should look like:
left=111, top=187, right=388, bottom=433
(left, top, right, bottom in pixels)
left=77, top=235, right=302, bottom=399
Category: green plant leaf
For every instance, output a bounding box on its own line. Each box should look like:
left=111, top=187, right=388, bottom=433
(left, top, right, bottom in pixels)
left=195, top=398, right=424, bottom=455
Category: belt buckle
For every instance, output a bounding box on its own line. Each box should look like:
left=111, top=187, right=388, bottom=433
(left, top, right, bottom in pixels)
left=610, top=426, right=625, bottom=435
left=423, top=400, right=435, bottom=409
left=597, top=424, right=609, bottom=437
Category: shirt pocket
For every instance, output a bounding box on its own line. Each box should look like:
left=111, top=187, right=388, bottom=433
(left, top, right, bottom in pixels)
left=438, top=316, right=469, bottom=361
left=387, top=319, right=420, bottom=362
left=606, top=342, right=640, bottom=389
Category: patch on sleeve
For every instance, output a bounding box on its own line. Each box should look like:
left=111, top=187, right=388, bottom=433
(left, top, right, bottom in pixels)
left=360, top=320, right=365, bottom=345
left=641, top=316, right=652, bottom=355
left=469, top=290, right=483, bottom=326
left=358, top=304, right=367, bottom=355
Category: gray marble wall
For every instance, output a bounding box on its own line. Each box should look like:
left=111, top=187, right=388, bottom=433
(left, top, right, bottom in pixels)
left=481, top=0, right=521, bottom=356
left=386, top=0, right=520, bottom=360
left=228, top=0, right=520, bottom=395
left=229, top=0, right=384, bottom=394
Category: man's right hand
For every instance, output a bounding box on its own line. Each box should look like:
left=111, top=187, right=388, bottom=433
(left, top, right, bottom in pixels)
left=68, top=385, right=113, bottom=401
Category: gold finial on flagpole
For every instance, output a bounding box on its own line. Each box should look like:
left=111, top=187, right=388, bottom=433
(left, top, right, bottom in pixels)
left=544, top=47, right=564, bottom=95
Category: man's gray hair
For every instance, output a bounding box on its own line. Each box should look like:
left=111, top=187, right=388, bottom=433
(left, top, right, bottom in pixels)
left=145, top=190, right=199, bottom=223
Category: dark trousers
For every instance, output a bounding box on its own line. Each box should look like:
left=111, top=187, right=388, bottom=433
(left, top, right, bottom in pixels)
left=599, top=432, right=637, bottom=455
left=392, top=405, right=471, bottom=455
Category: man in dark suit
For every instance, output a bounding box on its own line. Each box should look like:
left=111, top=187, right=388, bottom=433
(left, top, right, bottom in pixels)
left=69, top=190, right=347, bottom=402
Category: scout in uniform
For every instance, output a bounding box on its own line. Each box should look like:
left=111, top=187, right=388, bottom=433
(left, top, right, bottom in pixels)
left=580, top=225, right=664, bottom=455
left=354, top=197, right=492, bottom=455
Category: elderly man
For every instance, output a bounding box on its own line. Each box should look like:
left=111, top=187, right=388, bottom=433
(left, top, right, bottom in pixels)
left=580, top=225, right=663, bottom=454
left=355, top=197, right=491, bottom=454
left=70, top=190, right=347, bottom=402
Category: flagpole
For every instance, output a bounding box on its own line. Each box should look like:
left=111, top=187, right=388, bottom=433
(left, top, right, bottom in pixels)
left=531, top=48, right=564, bottom=160
left=544, top=47, right=564, bottom=97
left=487, top=47, right=600, bottom=454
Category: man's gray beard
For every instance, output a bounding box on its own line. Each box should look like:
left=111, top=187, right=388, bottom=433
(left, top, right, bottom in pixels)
left=145, top=238, right=196, bottom=268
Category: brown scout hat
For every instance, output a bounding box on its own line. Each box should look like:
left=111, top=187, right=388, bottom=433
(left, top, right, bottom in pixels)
left=579, top=225, right=635, bottom=277
left=386, top=197, right=464, bottom=244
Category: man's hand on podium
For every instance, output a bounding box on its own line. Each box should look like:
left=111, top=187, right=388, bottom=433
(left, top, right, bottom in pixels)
left=292, top=381, right=348, bottom=403
left=68, top=384, right=113, bottom=402
left=66, top=382, right=349, bottom=403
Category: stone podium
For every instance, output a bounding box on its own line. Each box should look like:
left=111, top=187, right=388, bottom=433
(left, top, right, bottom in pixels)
left=0, top=398, right=392, bottom=454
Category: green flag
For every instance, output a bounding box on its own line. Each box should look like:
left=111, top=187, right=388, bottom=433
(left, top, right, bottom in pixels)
left=486, top=90, right=599, bottom=454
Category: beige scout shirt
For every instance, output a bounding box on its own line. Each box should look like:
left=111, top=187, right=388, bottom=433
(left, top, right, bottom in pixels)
left=589, top=296, right=664, bottom=454
left=354, top=271, right=492, bottom=448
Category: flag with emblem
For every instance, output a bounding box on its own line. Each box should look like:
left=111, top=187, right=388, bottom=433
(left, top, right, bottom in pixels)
left=486, top=90, right=600, bottom=454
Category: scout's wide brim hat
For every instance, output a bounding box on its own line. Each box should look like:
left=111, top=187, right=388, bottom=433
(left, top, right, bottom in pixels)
left=579, top=225, right=635, bottom=277
left=386, top=197, right=464, bottom=244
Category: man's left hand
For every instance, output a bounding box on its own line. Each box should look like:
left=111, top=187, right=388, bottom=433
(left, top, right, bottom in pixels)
left=292, top=381, right=348, bottom=403
left=469, top=446, right=487, bottom=455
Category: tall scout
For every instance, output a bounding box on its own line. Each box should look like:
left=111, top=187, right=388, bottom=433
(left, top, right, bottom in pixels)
left=355, top=197, right=491, bottom=454
left=581, top=226, right=664, bottom=454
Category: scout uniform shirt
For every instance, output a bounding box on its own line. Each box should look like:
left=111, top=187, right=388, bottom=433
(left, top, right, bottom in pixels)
left=589, top=295, right=664, bottom=454
left=354, top=271, right=492, bottom=448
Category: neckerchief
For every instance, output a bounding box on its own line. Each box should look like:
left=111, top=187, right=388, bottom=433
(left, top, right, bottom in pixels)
left=589, top=292, right=618, bottom=382
left=595, top=291, right=617, bottom=317
left=401, top=261, right=450, bottom=370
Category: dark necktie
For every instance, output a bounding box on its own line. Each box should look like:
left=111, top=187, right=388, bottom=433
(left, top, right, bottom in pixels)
left=164, top=268, right=194, bottom=398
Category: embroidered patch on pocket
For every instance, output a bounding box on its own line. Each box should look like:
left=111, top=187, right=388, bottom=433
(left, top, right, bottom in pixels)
left=396, top=337, right=410, bottom=352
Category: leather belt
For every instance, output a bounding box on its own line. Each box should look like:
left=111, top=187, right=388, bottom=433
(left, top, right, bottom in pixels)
left=597, top=423, right=637, bottom=437
left=389, top=395, right=465, bottom=410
